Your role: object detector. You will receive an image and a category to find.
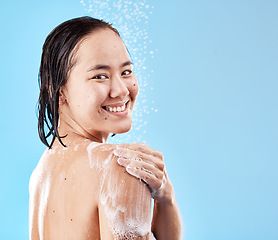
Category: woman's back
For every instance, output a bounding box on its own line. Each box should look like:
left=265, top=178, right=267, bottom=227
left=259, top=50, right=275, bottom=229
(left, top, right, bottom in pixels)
left=31, top=16, right=181, bottom=240
left=29, top=139, right=153, bottom=240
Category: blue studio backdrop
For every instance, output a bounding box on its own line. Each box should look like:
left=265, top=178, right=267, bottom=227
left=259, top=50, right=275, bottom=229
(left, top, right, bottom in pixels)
left=0, top=0, right=277, bottom=239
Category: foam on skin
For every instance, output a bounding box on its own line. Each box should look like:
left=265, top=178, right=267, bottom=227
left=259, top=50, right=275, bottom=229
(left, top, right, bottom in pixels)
left=87, top=142, right=154, bottom=239
left=29, top=142, right=156, bottom=239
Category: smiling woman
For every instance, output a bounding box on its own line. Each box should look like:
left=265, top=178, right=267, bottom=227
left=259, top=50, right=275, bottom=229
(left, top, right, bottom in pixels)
left=58, top=28, right=138, bottom=142
left=29, top=16, right=182, bottom=240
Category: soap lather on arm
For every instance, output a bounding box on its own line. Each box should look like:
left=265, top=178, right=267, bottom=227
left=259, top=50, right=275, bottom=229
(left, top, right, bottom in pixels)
left=92, top=147, right=153, bottom=239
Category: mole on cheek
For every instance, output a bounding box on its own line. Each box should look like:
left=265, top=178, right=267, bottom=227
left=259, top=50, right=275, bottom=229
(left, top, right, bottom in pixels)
left=133, top=84, right=136, bottom=86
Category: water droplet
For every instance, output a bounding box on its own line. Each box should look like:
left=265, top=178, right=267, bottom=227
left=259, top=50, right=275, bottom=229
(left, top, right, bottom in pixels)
left=80, top=0, right=158, bottom=143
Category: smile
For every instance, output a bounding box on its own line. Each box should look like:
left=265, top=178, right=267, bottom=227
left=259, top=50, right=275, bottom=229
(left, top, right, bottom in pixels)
left=102, top=101, right=129, bottom=113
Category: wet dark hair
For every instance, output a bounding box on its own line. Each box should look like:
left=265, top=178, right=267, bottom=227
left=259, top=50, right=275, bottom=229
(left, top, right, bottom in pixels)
left=38, top=16, right=120, bottom=148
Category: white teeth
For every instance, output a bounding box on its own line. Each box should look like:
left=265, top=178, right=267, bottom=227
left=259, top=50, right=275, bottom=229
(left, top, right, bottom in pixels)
left=105, top=103, right=127, bottom=113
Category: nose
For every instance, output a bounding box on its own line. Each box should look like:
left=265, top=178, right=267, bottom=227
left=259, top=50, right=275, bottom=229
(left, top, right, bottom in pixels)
left=109, top=75, right=129, bottom=99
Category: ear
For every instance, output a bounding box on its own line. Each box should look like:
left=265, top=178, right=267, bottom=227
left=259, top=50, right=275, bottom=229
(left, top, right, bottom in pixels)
left=59, top=87, right=67, bottom=105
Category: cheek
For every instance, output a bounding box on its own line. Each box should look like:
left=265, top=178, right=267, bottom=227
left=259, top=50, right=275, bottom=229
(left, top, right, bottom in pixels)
left=67, top=88, right=99, bottom=115
left=129, top=78, right=139, bottom=99
left=84, top=85, right=108, bottom=105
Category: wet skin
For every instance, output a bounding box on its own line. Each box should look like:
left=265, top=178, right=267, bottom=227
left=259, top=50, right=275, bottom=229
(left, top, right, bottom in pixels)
left=30, top=29, right=181, bottom=239
left=29, top=138, right=153, bottom=239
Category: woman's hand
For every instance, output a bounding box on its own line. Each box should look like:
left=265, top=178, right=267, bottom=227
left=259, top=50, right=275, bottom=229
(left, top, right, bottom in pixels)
left=113, top=143, right=174, bottom=204
left=113, top=143, right=183, bottom=239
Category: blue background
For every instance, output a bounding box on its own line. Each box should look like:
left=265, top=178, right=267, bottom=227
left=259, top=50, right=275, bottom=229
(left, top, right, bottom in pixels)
left=1, top=0, right=277, bottom=239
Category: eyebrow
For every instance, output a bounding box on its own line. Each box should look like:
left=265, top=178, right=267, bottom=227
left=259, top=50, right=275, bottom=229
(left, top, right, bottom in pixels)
left=87, top=60, right=133, bottom=72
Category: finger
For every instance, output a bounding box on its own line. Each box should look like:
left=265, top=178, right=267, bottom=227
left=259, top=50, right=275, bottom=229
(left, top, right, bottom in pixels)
left=117, top=157, right=143, bottom=168
left=118, top=158, right=163, bottom=180
left=126, top=166, right=162, bottom=191
left=113, top=148, right=164, bottom=171
left=113, top=148, right=138, bottom=159
left=117, top=143, right=163, bottom=159
left=114, top=148, right=155, bottom=161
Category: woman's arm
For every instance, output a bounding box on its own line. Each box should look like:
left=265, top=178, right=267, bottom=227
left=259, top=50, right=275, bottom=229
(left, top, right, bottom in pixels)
left=113, top=143, right=183, bottom=240
left=94, top=147, right=153, bottom=239
left=151, top=174, right=183, bottom=240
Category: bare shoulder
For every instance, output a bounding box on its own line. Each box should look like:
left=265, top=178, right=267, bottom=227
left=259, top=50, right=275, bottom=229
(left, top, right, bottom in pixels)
left=28, top=142, right=107, bottom=240
left=29, top=141, right=153, bottom=240
left=87, top=142, right=153, bottom=239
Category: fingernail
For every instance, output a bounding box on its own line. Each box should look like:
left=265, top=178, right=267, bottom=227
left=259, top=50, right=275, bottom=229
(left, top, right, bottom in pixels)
left=117, top=158, right=125, bottom=165
left=113, top=149, right=121, bottom=156
left=126, top=166, right=134, bottom=173
left=126, top=166, right=140, bottom=179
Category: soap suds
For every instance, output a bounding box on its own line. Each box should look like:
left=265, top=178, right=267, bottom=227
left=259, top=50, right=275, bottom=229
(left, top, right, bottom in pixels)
left=87, top=143, right=153, bottom=238
left=150, top=174, right=166, bottom=199
left=87, top=142, right=103, bottom=170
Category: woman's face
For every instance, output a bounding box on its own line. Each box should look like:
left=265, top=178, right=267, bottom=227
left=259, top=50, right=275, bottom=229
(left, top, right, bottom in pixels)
left=59, top=29, right=139, bottom=142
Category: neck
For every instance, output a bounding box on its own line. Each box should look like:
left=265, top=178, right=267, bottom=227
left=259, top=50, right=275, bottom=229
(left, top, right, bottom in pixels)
left=58, top=118, right=109, bottom=144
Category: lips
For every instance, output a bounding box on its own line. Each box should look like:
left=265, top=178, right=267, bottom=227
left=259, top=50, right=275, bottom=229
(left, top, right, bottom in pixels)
left=102, top=100, right=129, bottom=113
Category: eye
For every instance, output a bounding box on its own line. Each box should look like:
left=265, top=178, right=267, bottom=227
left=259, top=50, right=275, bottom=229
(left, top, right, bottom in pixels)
left=122, top=70, right=132, bottom=76
left=92, top=74, right=108, bottom=80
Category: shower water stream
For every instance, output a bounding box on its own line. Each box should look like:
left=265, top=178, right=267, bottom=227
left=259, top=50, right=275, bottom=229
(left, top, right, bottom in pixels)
left=80, top=0, right=158, bottom=143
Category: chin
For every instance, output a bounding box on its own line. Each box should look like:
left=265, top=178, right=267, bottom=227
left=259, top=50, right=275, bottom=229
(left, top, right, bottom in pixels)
left=112, top=122, right=132, bottom=134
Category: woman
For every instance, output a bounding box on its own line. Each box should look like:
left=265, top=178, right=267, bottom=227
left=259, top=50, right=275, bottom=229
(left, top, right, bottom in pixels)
left=29, top=16, right=182, bottom=239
